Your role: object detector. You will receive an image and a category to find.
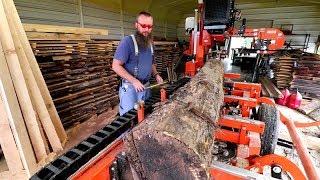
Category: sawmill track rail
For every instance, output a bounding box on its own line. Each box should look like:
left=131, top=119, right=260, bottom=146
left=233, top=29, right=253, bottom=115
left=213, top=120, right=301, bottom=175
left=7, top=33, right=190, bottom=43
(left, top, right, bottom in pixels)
left=30, top=78, right=190, bottom=180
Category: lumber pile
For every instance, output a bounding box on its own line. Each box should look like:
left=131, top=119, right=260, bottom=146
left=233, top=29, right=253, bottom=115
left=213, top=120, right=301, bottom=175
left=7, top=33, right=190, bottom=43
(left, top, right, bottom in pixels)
left=124, top=60, right=224, bottom=179
left=28, top=38, right=181, bottom=127
left=0, top=0, right=67, bottom=178
left=291, top=53, right=320, bottom=98
left=153, top=41, right=180, bottom=74
left=273, top=56, right=296, bottom=89
left=30, top=40, right=119, bottom=128
left=150, top=41, right=181, bottom=83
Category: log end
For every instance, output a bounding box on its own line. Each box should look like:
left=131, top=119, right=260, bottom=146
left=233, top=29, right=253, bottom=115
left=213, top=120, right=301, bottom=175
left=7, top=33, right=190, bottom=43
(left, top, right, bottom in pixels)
left=125, top=131, right=209, bottom=179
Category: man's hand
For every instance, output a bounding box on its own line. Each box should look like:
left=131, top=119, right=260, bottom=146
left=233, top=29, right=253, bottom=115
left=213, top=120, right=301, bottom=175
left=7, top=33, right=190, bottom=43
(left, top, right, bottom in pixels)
left=155, top=74, right=163, bottom=84
left=132, top=79, right=145, bottom=92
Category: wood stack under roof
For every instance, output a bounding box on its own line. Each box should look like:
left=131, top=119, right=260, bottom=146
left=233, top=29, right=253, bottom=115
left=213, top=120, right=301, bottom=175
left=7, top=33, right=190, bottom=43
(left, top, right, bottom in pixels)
left=291, top=53, right=320, bottom=98
left=25, top=24, right=182, bottom=128
left=273, top=56, right=296, bottom=89
left=154, top=42, right=180, bottom=74
left=151, top=41, right=180, bottom=83
left=30, top=40, right=119, bottom=127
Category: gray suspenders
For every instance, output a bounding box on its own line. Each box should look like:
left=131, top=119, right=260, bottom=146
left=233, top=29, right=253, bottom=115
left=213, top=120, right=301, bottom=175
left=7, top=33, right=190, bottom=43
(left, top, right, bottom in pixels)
left=130, top=34, right=154, bottom=78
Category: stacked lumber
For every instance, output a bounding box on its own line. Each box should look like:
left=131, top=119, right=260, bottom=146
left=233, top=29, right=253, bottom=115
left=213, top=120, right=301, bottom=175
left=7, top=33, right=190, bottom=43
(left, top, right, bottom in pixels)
left=0, top=0, right=67, bottom=178
left=153, top=41, right=180, bottom=73
left=291, top=53, right=320, bottom=98
left=27, top=32, right=181, bottom=128
left=151, top=41, right=180, bottom=83
left=30, top=40, right=119, bottom=128
left=273, top=57, right=296, bottom=89
left=124, top=60, right=224, bottom=179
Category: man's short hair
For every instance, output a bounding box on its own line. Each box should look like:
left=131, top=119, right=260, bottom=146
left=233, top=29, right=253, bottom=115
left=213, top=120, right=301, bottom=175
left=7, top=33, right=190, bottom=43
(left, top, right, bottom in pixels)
left=136, top=11, right=152, bottom=21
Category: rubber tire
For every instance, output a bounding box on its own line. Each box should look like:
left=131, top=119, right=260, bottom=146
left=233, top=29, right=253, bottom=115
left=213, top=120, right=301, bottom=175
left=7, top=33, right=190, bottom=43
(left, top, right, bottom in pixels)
left=258, top=103, right=280, bottom=155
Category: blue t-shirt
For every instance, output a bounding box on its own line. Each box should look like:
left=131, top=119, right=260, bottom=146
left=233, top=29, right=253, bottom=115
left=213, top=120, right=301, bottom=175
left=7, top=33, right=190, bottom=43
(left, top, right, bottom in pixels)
left=114, top=36, right=153, bottom=83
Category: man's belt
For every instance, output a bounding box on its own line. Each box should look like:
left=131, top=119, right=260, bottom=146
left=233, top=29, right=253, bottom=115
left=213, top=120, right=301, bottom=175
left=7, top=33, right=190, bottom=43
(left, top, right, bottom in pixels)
left=122, top=79, right=149, bottom=85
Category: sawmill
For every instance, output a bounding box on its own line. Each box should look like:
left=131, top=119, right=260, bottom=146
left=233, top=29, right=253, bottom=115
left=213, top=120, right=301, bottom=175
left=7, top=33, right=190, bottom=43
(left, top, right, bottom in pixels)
left=0, top=0, right=319, bottom=179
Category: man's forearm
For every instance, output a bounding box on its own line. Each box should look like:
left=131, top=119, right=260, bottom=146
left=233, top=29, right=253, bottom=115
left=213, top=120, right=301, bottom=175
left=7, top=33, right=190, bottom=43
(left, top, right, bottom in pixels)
left=152, top=64, right=159, bottom=76
left=113, top=64, right=137, bottom=83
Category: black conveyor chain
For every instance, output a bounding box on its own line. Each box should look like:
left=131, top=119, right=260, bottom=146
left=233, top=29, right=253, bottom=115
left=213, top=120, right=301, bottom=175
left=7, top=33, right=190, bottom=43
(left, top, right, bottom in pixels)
left=30, top=78, right=190, bottom=180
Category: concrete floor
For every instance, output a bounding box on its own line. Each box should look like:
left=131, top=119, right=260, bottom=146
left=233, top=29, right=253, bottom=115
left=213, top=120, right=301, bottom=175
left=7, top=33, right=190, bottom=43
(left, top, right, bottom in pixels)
left=277, top=105, right=320, bottom=166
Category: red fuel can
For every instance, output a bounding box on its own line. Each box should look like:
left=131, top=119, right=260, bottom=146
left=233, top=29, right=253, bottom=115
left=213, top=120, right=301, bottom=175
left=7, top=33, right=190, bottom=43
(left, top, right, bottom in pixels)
left=287, top=89, right=302, bottom=109
left=276, top=89, right=291, bottom=106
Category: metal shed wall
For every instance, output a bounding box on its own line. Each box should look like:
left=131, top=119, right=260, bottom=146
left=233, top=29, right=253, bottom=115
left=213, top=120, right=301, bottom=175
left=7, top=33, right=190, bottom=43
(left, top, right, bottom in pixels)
left=14, top=0, right=177, bottom=40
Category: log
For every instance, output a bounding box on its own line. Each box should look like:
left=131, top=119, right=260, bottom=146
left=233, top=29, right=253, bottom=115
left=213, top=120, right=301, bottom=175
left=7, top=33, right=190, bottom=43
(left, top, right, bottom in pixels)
left=0, top=0, right=47, bottom=161
left=4, top=0, right=67, bottom=143
left=124, top=60, right=224, bottom=179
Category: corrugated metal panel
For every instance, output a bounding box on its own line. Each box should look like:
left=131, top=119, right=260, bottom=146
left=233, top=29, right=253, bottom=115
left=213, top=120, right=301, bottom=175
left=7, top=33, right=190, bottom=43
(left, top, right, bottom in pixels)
left=15, top=0, right=80, bottom=27
left=241, top=6, right=318, bottom=15
left=238, top=3, right=320, bottom=44
left=82, top=1, right=121, bottom=39
left=235, top=19, right=273, bottom=29
left=14, top=0, right=178, bottom=40
left=238, top=3, right=320, bottom=52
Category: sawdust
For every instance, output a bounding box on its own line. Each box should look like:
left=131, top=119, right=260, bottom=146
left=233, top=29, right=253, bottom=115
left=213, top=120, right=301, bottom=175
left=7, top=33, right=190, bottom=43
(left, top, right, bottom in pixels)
left=62, top=107, right=118, bottom=154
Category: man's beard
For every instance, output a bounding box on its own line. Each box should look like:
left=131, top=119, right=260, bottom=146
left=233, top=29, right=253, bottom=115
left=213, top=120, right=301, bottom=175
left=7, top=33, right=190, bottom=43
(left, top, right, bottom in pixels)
left=135, top=31, right=153, bottom=49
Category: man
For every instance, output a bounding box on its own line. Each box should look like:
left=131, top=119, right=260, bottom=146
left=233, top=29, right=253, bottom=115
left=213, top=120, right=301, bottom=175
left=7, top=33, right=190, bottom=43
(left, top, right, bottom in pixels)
left=112, top=11, right=163, bottom=116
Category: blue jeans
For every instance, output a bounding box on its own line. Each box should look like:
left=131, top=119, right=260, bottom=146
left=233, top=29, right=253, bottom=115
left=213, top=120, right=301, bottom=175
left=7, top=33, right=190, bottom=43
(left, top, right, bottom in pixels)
left=119, top=81, right=151, bottom=116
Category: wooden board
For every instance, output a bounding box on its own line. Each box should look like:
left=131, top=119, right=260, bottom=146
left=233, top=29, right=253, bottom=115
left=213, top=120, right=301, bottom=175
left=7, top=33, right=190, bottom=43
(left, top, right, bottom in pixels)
left=26, top=32, right=91, bottom=40
left=4, top=4, right=63, bottom=152
left=3, top=0, right=67, bottom=143
left=0, top=170, right=28, bottom=180
left=0, top=0, right=47, bottom=162
left=23, top=23, right=108, bottom=35
left=0, top=96, right=24, bottom=174
left=0, top=43, right=37, bottom=175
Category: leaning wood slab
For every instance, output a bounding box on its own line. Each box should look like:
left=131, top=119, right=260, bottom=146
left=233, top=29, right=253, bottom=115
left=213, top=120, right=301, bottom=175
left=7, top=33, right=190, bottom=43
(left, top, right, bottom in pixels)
left=124, top=60, right=224, bottom=179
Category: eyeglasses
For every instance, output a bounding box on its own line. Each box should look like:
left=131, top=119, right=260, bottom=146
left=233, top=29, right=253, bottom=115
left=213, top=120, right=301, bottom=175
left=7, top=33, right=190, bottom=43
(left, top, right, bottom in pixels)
left=137, top=22, right=153, bottom=29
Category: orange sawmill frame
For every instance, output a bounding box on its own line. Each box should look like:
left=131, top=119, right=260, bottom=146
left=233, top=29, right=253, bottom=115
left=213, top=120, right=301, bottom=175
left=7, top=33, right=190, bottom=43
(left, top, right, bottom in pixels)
left=70, top=74, right=319, bottom=180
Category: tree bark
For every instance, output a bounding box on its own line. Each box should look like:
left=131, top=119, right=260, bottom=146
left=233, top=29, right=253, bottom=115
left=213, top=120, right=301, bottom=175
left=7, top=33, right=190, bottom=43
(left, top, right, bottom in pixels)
left=124, top=60, right=224, bottom=179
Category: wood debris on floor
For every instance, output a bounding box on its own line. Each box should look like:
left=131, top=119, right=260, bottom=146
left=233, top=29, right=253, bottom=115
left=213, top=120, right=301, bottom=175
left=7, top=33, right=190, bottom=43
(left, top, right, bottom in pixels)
left=276, top=105, right=320, bottom=173
left=63, top=108, right=118, bottom=153
left=298, top=98, right=320, bottom=122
